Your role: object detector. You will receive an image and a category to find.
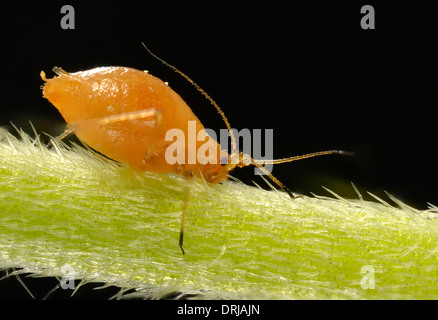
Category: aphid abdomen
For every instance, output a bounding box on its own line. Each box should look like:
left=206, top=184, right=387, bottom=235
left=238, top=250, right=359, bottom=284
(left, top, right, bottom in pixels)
left=42, top=67, right=227, bottom=179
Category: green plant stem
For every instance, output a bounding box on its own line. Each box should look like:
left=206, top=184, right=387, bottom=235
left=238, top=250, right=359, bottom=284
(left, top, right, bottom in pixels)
left=1, top=127, right=438, bottom=299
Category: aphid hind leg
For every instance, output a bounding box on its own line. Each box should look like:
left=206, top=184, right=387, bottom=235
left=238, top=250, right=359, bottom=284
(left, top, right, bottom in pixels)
left=57, top=127, right=75, bottom=140
left=93, top=108, right=165, bottom=163
left=45, top=127, right=75, bottom=149
left=98, top=108, right=162, bottom=127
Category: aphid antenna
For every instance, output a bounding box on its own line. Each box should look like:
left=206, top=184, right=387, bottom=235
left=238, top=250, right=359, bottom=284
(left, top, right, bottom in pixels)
left=251, top=150, right=352, bottom=165
left=141, top=42, right=238, bottom=156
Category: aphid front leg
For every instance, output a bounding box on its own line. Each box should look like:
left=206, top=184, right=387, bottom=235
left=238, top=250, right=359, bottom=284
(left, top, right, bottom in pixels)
left=250, top=159, right=299, bottom=199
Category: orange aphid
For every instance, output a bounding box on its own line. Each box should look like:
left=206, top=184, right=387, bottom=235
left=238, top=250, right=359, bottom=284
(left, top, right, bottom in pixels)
left=41, top=66, right=229, bottom=184
left=41, top=45, right=346, bottom=254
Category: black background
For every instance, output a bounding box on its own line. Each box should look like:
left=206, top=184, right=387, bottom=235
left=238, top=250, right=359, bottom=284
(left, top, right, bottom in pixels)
left=3, top=1, right=436, bottom=209
left=2, top=2, right=437, bottom=206
left=0, top=0, right=437, bottom=299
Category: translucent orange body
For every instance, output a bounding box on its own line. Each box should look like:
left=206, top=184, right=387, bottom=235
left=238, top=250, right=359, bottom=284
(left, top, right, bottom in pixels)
left=42, top=67, right=228, bottom=183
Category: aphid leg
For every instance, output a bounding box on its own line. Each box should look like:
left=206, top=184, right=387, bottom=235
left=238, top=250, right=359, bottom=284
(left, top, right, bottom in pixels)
left=142, top=110, right=164, bottom=164
left=251, top=160, right=298, bottom=199
left=143, top=142, right=156, bottom=163
left=179, top=170, right=194, bottom=255
left=57, top=127, right=75, bottom=140
left=46, top=127, right=75, bottom=149
left=97, top=108, right=162, bottom=127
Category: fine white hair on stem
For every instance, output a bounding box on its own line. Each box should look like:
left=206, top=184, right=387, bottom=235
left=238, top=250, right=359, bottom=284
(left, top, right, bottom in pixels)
left=1, top=127, right=437, bottom=299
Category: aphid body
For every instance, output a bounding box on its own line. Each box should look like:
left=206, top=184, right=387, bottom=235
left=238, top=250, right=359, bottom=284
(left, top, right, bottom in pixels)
left=42, top=67, right=228, bottom=183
